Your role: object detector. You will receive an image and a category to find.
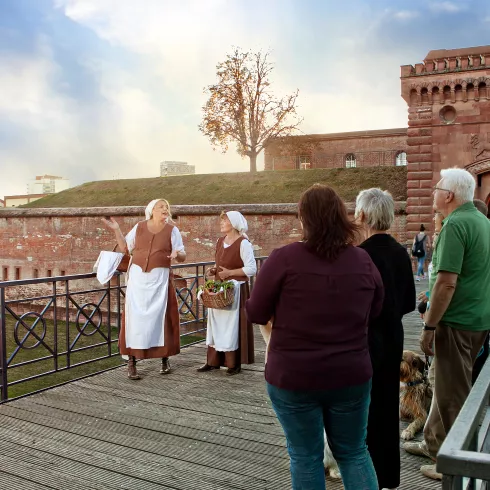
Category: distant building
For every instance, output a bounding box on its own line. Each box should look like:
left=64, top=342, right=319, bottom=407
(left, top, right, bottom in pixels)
left=27, top=175, right=70, bottom=195
left=4, top=194, right=46, bottom=208
left=160, top=161, right=195, bottom=177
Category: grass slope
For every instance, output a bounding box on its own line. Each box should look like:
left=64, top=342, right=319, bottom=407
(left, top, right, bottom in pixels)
left=23, top=167, right=407, bottom=208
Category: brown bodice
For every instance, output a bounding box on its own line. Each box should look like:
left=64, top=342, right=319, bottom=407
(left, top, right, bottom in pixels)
left=215, top=236, right=247, bottom=281
left=131, top=221, right=174, bottom=272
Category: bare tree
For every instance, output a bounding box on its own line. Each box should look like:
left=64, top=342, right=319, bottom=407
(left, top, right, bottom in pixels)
left=199, top=48, right=302, bottom=173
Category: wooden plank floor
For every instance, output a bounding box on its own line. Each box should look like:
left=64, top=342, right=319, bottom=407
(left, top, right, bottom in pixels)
left=0, top=280, right=441, bottom=489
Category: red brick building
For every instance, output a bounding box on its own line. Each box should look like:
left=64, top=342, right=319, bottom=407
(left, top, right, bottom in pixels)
left=266, top=45, right=490, bottom=230
left=265, top=128, right=408, bottom=171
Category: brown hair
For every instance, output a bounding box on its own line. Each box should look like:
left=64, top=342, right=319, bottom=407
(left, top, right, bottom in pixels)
left=299, top=184, right=359, bottom=261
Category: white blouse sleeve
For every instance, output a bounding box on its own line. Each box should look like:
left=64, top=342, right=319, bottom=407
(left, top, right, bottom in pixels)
left=125, top=224, right=139, bottom=254
left=240, top=240, right=257, bottom=277
left=171, top=227, right=186, bottom=253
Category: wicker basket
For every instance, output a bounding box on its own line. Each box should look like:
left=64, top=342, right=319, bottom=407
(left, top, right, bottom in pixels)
left=200, top=287, right=235, bottom=309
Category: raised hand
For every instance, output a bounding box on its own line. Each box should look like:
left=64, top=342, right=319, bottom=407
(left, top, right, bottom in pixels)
left=101, top=217, right=120, bottom=231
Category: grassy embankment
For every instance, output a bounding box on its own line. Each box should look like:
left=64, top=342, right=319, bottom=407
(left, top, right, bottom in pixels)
left=22, top=167, right=407, bottom=208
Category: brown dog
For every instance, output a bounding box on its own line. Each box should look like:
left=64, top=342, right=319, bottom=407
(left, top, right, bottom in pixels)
left=399, top=350, right=433, bottom=440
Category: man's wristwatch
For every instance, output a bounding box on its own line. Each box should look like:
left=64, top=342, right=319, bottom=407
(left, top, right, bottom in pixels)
left=423, top=323, right=436, bottom=331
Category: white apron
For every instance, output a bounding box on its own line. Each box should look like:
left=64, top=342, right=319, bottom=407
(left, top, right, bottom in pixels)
left=125, top=264, right=169, bottom=349
left=205, top=280, right=241, bottom=352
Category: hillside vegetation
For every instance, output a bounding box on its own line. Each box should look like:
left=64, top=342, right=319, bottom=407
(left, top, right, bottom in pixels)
left=23, top=167, right=407, bottom=208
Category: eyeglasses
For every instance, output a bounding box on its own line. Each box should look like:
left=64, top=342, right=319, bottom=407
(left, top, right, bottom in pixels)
left=433, top=186, right=453, bottom=194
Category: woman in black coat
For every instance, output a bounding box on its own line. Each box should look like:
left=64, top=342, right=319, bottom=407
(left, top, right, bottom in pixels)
left=355, top=188, right=416, bottom=490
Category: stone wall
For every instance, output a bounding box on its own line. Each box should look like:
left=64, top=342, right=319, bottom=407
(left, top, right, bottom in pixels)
left=264, top=129, right=408, bottom=171
left=0, top=203, right=407, bottom=281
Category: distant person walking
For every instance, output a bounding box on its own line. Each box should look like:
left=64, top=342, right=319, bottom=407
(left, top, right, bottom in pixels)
left=412, top=225, right=431, bottom=281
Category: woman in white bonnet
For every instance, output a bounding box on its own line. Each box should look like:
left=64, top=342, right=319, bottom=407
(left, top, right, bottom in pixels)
left=102, top=199, right=186, bottom=379
left=197, top=211, right=257, bottom=375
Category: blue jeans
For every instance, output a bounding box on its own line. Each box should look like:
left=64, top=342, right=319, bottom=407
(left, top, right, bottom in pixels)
left=417, top=256, right=425, bottom=277
left=267, top=381, right=378, bottom=490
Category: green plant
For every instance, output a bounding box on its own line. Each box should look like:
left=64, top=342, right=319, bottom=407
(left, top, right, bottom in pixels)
left=198, top=279, right=235, bottom=298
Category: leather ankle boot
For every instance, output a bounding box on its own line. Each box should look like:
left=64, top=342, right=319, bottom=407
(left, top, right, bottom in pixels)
left=127, top=356, right=141, bottom=380
left=160, top=357, right=171, bottom=374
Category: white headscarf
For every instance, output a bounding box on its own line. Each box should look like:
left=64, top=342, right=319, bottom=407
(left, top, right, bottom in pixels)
left=145, top=199, right=168, bottom=220
left=226, top=211, right=249, bottom=239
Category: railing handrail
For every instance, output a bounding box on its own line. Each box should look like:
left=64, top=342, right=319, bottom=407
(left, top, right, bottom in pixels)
left=437, top=357, right=490, bottom=483
left=0, top=257, right=269, bottom=288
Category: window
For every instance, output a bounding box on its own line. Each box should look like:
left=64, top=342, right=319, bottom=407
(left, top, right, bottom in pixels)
left=345, top=154, right=357, bottom=168
left=33, top=269, right=39, bottom=279
left=299, top=156, right=311, bottom=170
left=396, top=151, right=407, bottom=166
left=47, top=269, right=52, bottom=277
left=61, top=270, right=66, bottom=276
left=2, top=267, right=8, bottom=281
left=15, top=267, right=21, bottom=280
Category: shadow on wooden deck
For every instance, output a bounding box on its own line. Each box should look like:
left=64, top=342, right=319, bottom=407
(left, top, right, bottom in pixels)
left=0, top=281, right=440, bottom=489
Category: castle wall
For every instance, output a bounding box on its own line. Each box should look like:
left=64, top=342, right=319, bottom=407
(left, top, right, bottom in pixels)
left=0, top=204, right=407, bottom=281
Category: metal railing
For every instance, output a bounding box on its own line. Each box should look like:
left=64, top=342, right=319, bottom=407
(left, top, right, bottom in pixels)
left=0, top=257, right=267, bottom=403
left=438, top=357, right=490, bottom=489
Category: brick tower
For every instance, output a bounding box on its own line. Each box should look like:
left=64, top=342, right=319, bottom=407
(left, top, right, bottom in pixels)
left=401, top=46, right=490, bottom=236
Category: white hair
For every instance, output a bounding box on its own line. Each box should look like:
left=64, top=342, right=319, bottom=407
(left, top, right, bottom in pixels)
left=439, top=168, right=475, bottom=203
left=355, top=188, right=394, bottom=231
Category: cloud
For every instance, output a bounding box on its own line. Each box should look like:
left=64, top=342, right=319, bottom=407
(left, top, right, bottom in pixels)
left=429, top=2, right=464, bottom=13
left=393, top=10, right=420, bottom=21
left=1, top=0, right=489, bottom=200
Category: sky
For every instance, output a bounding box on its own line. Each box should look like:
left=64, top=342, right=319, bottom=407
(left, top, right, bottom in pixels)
left=0, top=0, right=490, bottom=198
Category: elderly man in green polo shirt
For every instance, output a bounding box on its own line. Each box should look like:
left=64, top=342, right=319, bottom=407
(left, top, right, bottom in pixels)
left=403, top=168, right=490, bottom=481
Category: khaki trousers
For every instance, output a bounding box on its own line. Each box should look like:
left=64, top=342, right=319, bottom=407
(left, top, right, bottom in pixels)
left=424, top=324, right=488, bottom=457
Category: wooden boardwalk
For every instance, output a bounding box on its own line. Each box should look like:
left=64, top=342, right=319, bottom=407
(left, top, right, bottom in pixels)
left=0, top=281, right=440, bottom=489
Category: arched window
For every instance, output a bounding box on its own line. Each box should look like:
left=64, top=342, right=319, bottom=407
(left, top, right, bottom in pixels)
left=478, top=82, right=487, bottom=99
left=345, top=154, right=356, bottom=168
left=432, top=86, right=440, bottom=104
left=443, top=85, right=451, bottom=101
left=455, top=84, right=463, bottom=101
left=395, top=151, right=407, bottom=166
left=409, top=89, right=417, bottom=106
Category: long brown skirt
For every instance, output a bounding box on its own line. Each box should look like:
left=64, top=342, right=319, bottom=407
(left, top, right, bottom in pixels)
left=119, top=273, right=181, bottom=359
left=206, top=282, right=254, bottom=368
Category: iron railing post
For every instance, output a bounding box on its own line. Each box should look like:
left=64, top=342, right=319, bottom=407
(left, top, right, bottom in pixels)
left=53, top=280, right=58, bottom=372
left=0, top=287, right=8, bottom=402
left=107, top=279, right=111, bottom=357
left=65, top=279, right=70, bottom=369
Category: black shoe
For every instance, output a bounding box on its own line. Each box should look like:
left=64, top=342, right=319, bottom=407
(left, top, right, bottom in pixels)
left=197, top=363, right=218, bottom=372
left=160, top=357, right=171, bottom=374
left=226, top=367, right=241, bottom=376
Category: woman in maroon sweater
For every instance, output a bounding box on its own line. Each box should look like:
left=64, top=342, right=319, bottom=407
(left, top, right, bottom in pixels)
left=246, top=184, right=383, bottom=490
